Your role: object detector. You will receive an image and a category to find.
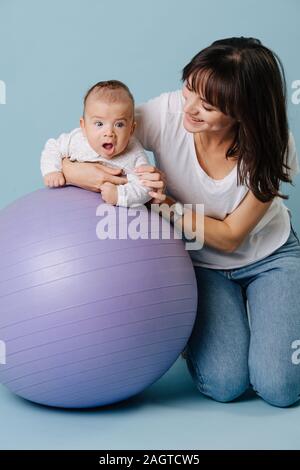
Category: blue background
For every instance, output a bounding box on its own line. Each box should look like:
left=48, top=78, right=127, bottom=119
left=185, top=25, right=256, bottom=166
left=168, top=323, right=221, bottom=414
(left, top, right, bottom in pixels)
left=0, top=0, right=299, bottom=224
left=0, top=0, right=300, bottom=450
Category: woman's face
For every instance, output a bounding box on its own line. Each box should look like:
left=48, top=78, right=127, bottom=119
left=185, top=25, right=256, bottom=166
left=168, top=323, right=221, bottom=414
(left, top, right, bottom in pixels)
left=182, top=81, right=237, bottom=134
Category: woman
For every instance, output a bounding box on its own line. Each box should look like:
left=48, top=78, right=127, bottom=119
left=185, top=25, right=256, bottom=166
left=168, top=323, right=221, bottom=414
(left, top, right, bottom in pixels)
left=63, top=37, right=300, bottom=407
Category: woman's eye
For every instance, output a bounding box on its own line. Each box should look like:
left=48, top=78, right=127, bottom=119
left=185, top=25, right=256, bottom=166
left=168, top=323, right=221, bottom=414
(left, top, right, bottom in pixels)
left=95, top=121, right=103, bottom=127
left=201, top=101, right=214, bottom=112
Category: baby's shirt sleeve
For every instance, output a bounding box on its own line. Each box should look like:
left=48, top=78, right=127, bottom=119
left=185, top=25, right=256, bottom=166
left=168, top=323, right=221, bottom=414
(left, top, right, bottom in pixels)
left=116, top=141, right=152, bottom=208
left=40, top=131, right=72, bottom=176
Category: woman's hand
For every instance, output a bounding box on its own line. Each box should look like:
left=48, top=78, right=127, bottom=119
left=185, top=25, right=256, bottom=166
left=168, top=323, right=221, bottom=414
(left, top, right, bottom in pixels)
left=134, top=165, right=167, bottom=203
left=62, top=158, right=128, bottom=192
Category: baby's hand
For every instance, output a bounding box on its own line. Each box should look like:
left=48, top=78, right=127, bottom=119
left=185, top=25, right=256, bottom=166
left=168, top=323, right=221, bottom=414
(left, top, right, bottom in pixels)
left=44, top=171, right=66, bottom=188
left=100, top=182, right=118, bottom=205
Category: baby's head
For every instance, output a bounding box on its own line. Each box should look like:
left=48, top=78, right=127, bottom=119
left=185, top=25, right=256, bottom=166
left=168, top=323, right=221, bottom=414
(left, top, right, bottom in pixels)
left=80, top=80, right=136, bottom=159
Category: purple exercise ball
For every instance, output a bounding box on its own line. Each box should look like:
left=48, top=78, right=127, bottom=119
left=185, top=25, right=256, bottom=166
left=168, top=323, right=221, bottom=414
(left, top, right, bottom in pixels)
left=0, top=187, right=197, bottom=408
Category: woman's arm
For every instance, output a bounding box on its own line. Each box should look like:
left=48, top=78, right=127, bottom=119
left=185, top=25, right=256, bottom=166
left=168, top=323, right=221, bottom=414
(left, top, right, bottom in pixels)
left=159, top=192, right=272, bottom=253
left=135, top=165, right=272, bottom=253
left=179, top=191, right=272, bottom=252
left=216, top=191, right=272, bottom=251
left=62, top=158, right=128, bottom=192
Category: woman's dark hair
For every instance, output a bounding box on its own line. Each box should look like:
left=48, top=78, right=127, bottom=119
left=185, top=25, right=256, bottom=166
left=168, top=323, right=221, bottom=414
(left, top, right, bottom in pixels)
left=182, top=37, right=291, bottom=202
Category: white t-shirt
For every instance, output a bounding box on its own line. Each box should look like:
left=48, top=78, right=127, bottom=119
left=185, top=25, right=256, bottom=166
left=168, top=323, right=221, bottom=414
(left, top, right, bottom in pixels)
left=135, top=90, right=299, bottom=269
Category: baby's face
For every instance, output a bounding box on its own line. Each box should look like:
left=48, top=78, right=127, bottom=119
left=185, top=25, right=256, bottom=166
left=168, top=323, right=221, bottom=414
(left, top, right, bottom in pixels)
left=80, top=97, right=135, bottom=158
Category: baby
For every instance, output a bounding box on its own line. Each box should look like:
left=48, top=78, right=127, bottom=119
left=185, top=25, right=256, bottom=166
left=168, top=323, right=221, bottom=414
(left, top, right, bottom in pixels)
left=40, top=80, right=151, bottom=207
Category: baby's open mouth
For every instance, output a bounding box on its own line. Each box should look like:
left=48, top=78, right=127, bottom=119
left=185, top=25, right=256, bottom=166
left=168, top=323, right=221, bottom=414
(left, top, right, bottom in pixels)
left=103, top=143, right=114, bottom=150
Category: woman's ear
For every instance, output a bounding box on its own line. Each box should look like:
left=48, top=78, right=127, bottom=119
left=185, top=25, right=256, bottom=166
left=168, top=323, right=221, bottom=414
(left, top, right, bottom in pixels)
left=80, top=117, right=86, bottom=135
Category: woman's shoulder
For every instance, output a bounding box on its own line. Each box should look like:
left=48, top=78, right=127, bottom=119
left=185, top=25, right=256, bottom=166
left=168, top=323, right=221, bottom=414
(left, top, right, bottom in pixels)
left=135, top=89, right=183, bottom=115
left=134, top=90, right=185, bottom=152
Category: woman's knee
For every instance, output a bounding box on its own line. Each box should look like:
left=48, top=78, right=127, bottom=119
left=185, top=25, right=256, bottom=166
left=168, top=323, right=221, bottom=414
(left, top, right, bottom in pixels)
left=186, top=353, right=249, bottom=403
left=204, top=377, right=249, bottom=403
left=250, top=370, right=300, bottom=407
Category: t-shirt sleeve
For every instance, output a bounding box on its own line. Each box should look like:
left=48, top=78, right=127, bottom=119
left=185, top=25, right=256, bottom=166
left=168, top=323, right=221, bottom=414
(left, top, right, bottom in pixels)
left=286, top=131, right=299, bottom=179
left=134, top=92, right=171, bottom=152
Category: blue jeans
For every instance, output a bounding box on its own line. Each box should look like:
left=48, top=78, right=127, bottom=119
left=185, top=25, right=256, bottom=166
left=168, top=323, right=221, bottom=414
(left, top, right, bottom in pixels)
left=185, top=221, right=300, bottom=407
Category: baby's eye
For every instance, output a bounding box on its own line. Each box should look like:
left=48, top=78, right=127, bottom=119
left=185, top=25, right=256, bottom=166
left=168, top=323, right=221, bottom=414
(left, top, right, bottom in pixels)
left=115, top=122, right=125, bottom=128
left=95, top=121, right=103, bottom=127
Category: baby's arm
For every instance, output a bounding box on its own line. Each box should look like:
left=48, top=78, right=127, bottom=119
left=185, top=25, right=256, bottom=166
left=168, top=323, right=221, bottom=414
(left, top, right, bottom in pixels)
left=40, top=132, right=71, bottom=188
left=116, top=153, right=152, bottom=207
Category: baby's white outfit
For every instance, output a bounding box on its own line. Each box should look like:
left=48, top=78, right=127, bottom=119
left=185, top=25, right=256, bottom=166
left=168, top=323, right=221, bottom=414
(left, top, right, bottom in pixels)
left=40, top=128, right=151, bottom=207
